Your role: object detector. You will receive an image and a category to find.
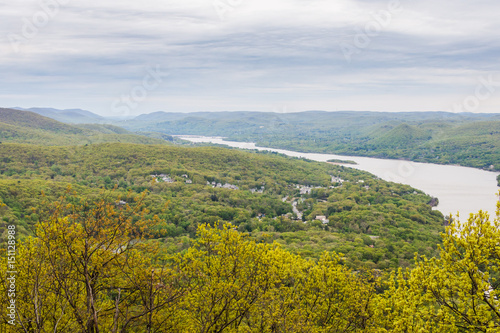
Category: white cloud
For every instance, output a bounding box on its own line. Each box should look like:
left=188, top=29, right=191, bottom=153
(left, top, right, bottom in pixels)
left=1, top=0, right=500, bottom=115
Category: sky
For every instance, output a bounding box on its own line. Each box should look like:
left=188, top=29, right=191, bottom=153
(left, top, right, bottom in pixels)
left=2, top=0, right=500, bottom=117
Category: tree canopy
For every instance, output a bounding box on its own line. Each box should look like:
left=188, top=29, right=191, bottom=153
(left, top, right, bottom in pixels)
left=1, top=193, right=499, bottom=332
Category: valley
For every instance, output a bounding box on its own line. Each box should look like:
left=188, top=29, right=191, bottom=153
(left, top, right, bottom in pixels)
left=1, top=107, right=499, bottom=331
left=180, top=136, right=500, bottom=217
left=118, top=110, right=500, bottom=171
left=3, top=1, right=500, bottom=328
left=0, top=141, right=444, bottom=270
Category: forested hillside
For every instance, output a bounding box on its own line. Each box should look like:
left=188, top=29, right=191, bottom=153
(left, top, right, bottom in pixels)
left=0, top=142, right=443, bottom=270
left=1, top=109, right=499, bottom=331
left=19, top=107, right=500, bottom=170
left=118, top=110, right=500, bottom=170
left=1, top=195, right=498, bottom=332
left=0, top=108, right=166, bottom=145
left=12, top=106, right=106, bottom=124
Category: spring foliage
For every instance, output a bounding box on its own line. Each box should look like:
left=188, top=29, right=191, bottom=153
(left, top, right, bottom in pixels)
left=1, top=195, right=499, bottom=332
left=0, top=143, right=444, bottom=270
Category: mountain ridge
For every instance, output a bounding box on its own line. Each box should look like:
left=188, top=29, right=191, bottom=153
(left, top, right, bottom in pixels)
left=0, top=108, right=166, bottom=146
left=12, top=106, right=106, bottom=124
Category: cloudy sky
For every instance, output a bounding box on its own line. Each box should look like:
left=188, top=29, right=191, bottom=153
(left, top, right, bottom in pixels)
left=2, top=0, right=500, bottom=116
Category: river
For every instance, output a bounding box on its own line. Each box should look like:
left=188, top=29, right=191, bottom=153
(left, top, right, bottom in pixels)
left=179, top=136, right=500, bottom=219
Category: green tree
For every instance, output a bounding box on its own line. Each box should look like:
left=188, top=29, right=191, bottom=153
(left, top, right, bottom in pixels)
left=374, top=202, right=500, bottom=332
left=0, top=190, right=184, bottom=333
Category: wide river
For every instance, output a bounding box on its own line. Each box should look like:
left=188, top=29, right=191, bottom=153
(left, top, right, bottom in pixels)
left=179, top=136, right=500, bottom=219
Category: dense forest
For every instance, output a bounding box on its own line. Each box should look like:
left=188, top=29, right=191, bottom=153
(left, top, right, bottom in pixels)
left=0, top=108, right=170, bottom=146
left=0, top=142, right=444, bottom=270
left=7, top=107, right=500, bottom=171
left=1, top=193, right=498, bottom=332
left=1, top=108, right=499, bottom=331
left=117, top=110, right=500, bottom=171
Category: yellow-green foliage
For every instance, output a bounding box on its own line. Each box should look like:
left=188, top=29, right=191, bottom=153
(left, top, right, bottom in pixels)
left=372, top=204, right=500, bottom=332
left=0, top=194, right=375, bottom=332
left=2, top=193, right=498, bottom=332
left=0, top=143, right=445, bottom=270
left=0, top=108, right=166, bottom=146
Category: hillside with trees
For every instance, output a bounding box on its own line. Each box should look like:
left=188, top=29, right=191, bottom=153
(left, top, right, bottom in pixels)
left=117, top=110, right=500, bottom=171
left=0, top=142, right=444, bottom=270
left=1, top=109, right=499, bottom=331
left=12, top=106, right=106, bottom=124
left=0, top=192, right=498, bottom=332
left=0, top=108, right=166, bottom=146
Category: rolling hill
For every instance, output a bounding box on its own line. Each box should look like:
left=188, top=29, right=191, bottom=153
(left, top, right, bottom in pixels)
left=0, top=141, right=444, bottom=270
left=117, top=110, right=500, bottom=170
left=12, top=107, right=106, bottom=124
left=0, top=108, right=166, bottom=146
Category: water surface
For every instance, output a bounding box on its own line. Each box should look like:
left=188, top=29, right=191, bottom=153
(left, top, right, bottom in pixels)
left=180, top=136, right=500, bottom=219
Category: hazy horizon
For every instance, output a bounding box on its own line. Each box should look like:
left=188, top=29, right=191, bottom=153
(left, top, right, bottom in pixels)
left=3, top=0, right=500, bottom=116
left=9, top=106, right=500, bottom=119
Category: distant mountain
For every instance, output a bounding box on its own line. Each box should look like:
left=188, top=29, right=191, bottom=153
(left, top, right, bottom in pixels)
left=120, top=110, right=500, bottom=136
left=133, top=111, right=172, bottom=121
left=0, top=108, right=167, bottom=146
left=132, top=111, right=239, bottom=122
left=118, top=110, right=500, bottom=171
left=1, top=108, right=84, bottom=134
left=12, top=107, right=106, bottom=124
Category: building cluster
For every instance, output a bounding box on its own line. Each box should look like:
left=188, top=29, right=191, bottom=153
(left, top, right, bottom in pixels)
left=206, top=181, right=239, bottom=190
left=250, top=186, right=265, bottom=193
left=151, top=174, right=193, bottom=184
left=314, top=215, right=329, bottom=224
left=151, top=174, right=174, bottom=183
left=331, top=176, right=345, bottom=183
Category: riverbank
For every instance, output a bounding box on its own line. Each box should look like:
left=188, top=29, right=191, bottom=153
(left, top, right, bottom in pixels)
left=179, top=136, right=500, bottom=218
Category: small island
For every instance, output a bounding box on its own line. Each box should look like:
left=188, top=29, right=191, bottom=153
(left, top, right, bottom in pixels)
left=327, top=158, right=358, bottom=165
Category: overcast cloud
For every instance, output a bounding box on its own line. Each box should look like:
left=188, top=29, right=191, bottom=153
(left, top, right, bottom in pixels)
left=1, top=0, right=500, bottom=116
